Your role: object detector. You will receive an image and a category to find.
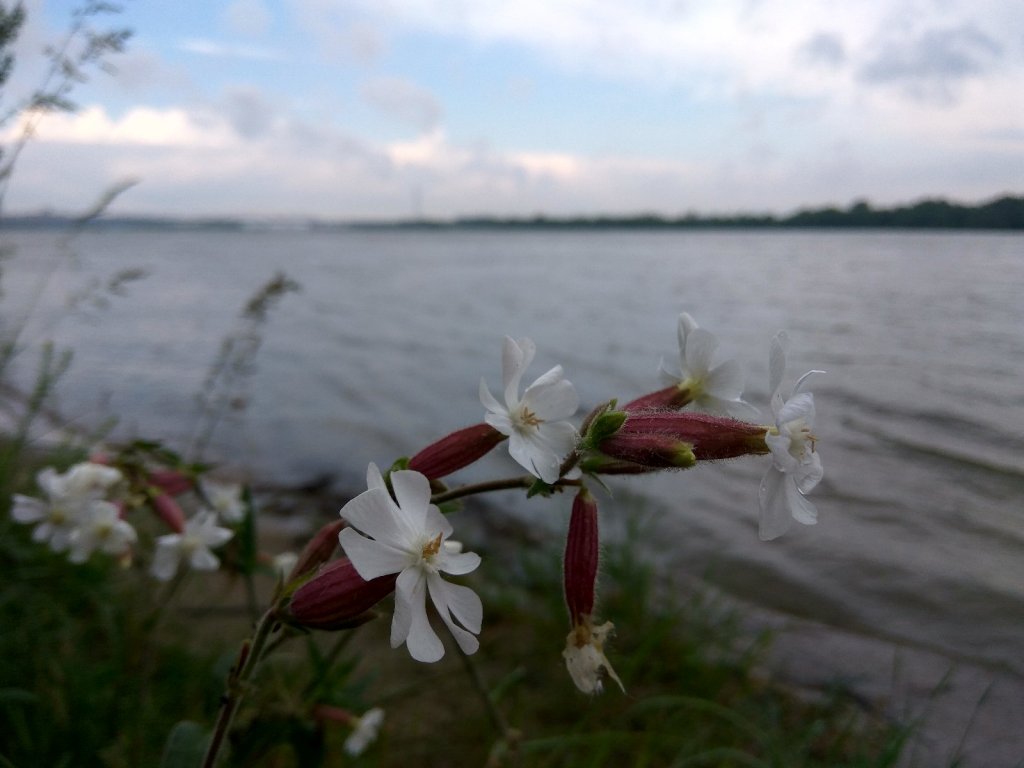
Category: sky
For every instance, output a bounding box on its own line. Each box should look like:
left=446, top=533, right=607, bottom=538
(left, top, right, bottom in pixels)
left=2, top=0, right=1022, bottom=219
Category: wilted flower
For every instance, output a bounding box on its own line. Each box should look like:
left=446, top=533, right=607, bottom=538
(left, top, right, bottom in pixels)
left=563, top=619, right=624, bottom=695
left=151, top=511, right=234, bottom=581
left=338, top=464, right=483, bottom=663
left=68, top=501, right=137, bottom=564
left=480, top=336, right=579, bottom=484
left=758, top=332, right=825, bottom=541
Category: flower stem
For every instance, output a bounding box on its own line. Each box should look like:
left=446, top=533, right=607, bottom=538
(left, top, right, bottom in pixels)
left=431, top=476, right=534, bottom=505
left=201, top=607, right=279, bottom=768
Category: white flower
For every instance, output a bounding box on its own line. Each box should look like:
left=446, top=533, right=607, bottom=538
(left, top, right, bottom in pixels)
left=11, top=463, right=122, bottom=552
left=201, top=480, right=246, bottom=524
left=343, top=707, right=385, bottom=756
left=338, top=464, right=482, bottom=663
left=480, top=336, right=579, bottom=484
left=563, top=620, right=624, bottom=695
left=150, top=511, right=234, bottom=581
left=68, top=501, right=137, bottom=564
left=758, top=332, right=825, bottom=541
left=660, top=312, right=756, bottom=417
left=61, top=462, right=123, bottom=498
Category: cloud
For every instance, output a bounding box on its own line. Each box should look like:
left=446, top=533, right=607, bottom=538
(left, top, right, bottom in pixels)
left=224, top=86, right=278, bottom=139
left=797, top=32, right=846, bottom=69
left=859, top=23, right=1003, bottom=102
left=177, top=38, right=286, bottom=62
left=360, top=77, right=443, bottom=133
left=223, top=0, right=273, bottom=38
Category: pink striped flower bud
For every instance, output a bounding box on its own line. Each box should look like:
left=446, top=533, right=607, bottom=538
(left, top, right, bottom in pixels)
left=148, top=469, right=194, bottom=497
left=407, top=423, right=506, bottom=480
left=288, top=519, right=346, bottom=580
left=600, top=410, right=768, bottom=467
left=596, top=432, right=697, bottom=469
left=561, top=488, right=625, bottom=695
left=564, top=488, right=599, bottom=626
left=622, top=384, right=693, bottom=412
left=151, top=492, right=186, bottom=534
left=285, top=559, right=397, bottom=631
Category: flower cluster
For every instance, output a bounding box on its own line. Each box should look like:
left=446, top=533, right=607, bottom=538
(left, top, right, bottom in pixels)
left=276, top=317, right=824, bottom=705
left=10, top=455, right=246, bottom=579
left=10, top=313, right=825, bottom=711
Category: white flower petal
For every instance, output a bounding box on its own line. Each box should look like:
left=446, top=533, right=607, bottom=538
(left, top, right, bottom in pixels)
left=390, top=470, right=433, bottom=532
left=395, top=567, right=444, bottom=662
left=341, top=488, right=409, bottom=545
left=430, top=576, right=482, bottom=634
left=48, top=527, right=73, bottom=552
left=507, top=432, right=561, bottom=483
left=11, top=495, right=46, bottom=524
left=795, top=450, right=824, bottom=493
left=479, top=378, right=505, bottom=415
left=658, top=356, right=683, bottom=386
left=683, top=327, right=718, bottom=377
left=151, top=539, right=181, bottom=581
left=777, top=392, right=815, bottom=427
left=701, top=358, right=746, bottom=402
left=427, top=573, right=479, bottom=655
left=339, top=528, right=412, bottom=580
left=484, top=410, right=513, bottom=436
left=421, top=504, right=454, bottom=540
left=766, top=431, right=800, bottom=474
left=366, top=462, right=386, bottom=491
left=524, top=363, right=565, bottom=391
left=769, top=331, right=789, bottom=412
left=758, top=467, right=793, bottom=541
left=523, top=377, right=579, bottom=421
left=786, top=479, right=819, bottom=526
left=189, top=547, right=220, bottom=571
left=502, top=336, right=534, bottom=407
left=439, top=550, right=481, bottom=576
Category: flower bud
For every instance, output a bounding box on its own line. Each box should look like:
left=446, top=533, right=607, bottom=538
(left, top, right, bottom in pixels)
left=151, top=492, right=186, bottom=534
left=288, top=519, right=346, bottom=580
left=597, top=432, right=697, bottom=469
left=564, top=488, right=599, bottom=625
left=148, top=469, right=194, bottom=496
left=285, top=559, right=397, bottom=630
left=408, top=423, right=506, bottom=480
left=601, top=410, right=768, bottom=466
left=622, top=384, right=693, bottom=412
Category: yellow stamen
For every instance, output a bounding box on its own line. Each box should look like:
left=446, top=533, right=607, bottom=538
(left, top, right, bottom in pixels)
left=421, top=532, right=443, bottom=559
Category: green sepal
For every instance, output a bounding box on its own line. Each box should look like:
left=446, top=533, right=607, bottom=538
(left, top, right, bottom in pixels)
left=526, top=479, right=554, bottom=498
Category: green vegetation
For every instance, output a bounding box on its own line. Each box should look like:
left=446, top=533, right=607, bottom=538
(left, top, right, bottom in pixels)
left=6, top=194, right=1023, bottom=232
left=0, top=485, right=912, bottom=767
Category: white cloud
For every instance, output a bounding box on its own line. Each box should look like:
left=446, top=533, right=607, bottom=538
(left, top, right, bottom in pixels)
left=177, top=38, right=287, bottom=61
left=361, top=77, right=443, bottom=133
left=223, top=0, right=274, bottom=38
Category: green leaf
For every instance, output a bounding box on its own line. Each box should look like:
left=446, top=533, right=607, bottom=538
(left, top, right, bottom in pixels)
left=158, top=721, right=209, bottom=768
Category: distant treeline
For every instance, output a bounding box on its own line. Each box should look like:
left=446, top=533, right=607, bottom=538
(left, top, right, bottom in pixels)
left=406, top=195, right=1024, bottom=231
left=4, top=194, right=1023, bottom=231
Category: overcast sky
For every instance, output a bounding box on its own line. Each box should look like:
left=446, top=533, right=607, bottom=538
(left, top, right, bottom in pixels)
left=3, top=0, right=1022, bottom=219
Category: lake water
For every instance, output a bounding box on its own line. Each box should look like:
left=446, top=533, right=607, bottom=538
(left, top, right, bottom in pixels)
left=4, top=227, right=1023, bottom=761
